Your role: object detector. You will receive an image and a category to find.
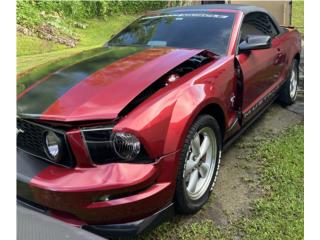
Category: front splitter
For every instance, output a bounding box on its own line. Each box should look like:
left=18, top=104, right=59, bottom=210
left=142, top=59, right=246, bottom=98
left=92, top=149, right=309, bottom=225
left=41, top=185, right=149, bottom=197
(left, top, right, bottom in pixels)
left=83, top=203, right=175, bottom=238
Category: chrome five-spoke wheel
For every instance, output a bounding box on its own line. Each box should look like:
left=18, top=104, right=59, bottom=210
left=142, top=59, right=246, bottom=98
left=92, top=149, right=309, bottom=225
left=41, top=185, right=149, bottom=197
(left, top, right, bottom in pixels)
left=289, top=67, right=298, bottom=99
left=278, top=59, right=299, bottom=105
left=175, top=115, right=221, bottom=214
left=183, top=127, right=217, bottom=200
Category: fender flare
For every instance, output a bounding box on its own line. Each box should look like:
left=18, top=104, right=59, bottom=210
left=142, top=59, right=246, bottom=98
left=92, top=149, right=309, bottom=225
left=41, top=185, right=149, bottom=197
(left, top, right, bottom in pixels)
left=163, top=84, right=227, bottom=155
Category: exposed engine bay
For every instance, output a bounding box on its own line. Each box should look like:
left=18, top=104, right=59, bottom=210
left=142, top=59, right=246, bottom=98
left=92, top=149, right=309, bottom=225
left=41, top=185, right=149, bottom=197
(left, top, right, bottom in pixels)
left=119, top=51, right=215, bottom=117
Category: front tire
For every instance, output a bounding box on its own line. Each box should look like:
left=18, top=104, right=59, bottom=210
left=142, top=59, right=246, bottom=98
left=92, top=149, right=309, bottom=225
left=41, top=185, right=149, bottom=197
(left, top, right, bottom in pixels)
left=278, top=59, right=299, bottom=106
left=175, top=115, right=222, bottom=214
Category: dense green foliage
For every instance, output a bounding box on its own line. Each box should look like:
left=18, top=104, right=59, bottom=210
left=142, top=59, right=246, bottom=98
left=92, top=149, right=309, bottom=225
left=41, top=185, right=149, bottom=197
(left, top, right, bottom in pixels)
left=17, top=0, right=182, bottom=27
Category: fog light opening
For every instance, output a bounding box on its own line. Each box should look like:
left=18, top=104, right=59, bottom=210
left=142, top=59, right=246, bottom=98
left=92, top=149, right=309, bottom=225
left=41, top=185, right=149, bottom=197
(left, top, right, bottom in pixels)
left=44, top=131, right=61, bottom=162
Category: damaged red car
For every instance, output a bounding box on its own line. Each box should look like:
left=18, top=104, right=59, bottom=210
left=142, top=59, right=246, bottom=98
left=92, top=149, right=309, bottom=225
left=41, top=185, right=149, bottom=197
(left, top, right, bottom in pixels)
left=17, top=4, right=301, bottom=238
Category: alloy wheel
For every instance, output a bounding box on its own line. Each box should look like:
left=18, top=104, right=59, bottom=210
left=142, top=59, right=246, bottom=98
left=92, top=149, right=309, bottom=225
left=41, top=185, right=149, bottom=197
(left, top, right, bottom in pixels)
left=289, top=67, right=298, bottom=99
left=183, top=127, right=217, bottom=200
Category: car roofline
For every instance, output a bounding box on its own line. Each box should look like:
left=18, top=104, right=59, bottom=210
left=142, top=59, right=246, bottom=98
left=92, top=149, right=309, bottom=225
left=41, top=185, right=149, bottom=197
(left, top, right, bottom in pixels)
left=157, top=4, right=268, bottom=15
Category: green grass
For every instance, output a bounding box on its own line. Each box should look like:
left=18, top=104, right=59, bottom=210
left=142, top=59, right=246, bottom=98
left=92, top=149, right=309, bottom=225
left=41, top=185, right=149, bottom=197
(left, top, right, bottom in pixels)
left=17, top=46, right=92, bottom=74
left=292, top=0, right=304, bottom=35
left=17, top=16, right=137, bottom=73
left=17, top=32, right=68, bottom=56
left=231, top=125, right=304, bottom=240
left=137, top=219, right=223, bottom=240
left=137, top=125, right=304, bottom=240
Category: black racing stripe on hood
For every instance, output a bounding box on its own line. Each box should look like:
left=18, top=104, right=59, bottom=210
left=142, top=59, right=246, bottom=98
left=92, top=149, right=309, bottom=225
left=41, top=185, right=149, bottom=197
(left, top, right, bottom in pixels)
left=17, top=149, right=50, bottom=202
left=17, top=46, right=144, bottom=117
left=17, top=47, right=113, bottom=95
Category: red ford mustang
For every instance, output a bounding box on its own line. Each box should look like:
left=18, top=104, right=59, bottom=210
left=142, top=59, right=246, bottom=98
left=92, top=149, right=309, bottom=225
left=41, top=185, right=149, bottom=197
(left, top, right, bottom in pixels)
left=17, top=4, right=301, bottom=238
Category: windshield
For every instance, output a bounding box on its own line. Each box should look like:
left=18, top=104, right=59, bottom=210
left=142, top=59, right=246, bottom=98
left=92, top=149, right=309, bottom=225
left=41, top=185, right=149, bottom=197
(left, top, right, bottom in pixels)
left=108, top=12, right=235, bottom=55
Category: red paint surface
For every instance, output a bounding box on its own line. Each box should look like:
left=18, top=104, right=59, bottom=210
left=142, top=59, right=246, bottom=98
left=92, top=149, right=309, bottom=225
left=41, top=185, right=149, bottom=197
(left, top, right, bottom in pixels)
left=40, top=48, right=202, bottom=122
left=29, top=153, right=178, bottom=224
left=31, top=163, right=158, bottom=192
left=66, top=129, right=92, bottom=168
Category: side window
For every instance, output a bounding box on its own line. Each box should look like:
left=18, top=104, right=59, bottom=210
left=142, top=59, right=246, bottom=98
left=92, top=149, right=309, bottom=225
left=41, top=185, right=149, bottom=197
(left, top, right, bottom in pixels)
left=240, top=12, right=279, bottom=42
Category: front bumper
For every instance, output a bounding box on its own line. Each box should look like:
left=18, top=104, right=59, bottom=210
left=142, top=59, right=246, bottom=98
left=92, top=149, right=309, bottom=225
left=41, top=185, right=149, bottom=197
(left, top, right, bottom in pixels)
left=17, top=149, right=179, bottom=226
left=84, top=203, right=174, bottom=237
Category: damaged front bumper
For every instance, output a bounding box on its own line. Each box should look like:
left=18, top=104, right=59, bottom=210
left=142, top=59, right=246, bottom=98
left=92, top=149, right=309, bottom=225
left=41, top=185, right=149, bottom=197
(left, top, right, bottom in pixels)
left=17, top=149, right=179, bottom=237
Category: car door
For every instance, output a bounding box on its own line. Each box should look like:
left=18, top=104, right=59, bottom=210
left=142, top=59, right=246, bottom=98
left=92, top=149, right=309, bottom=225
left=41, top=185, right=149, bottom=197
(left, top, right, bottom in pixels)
left=236, top=12, right=282, bottom=123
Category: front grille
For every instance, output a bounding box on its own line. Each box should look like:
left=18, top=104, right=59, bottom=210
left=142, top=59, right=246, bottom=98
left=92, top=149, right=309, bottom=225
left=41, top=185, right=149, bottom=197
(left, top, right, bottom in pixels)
left=17, top=119, right=48, bottom=159
left=17, top=118, right=75, bottom=167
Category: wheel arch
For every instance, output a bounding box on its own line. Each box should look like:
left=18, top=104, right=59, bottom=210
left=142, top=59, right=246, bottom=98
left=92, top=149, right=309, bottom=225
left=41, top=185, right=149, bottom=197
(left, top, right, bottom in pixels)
left=294, top=52, right=300, bottom=67
left=197, top=103, right=226, bottom=139
left=164, top=95, right=227, bottom=156
left=293, top=52, right=300, bottom=80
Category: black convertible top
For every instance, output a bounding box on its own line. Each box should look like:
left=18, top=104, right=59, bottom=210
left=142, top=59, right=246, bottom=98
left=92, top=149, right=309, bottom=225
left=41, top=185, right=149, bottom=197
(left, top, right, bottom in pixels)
left=157, top=4, right=283, bottom=33
left=159, top=4, right=269, bottom=15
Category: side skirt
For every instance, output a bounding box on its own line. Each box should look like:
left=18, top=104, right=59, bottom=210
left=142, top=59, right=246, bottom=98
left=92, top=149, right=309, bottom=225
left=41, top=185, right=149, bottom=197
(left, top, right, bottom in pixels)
left=222, top=94, right=278, bottom=151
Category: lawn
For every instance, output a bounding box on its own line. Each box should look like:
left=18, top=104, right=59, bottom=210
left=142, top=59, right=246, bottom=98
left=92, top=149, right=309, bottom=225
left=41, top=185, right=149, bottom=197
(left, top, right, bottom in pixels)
left=231, top=125, right=304, bottom=239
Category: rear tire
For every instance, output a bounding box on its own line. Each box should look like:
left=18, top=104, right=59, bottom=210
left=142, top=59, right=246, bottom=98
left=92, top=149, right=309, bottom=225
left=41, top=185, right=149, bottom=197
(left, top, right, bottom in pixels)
left=278, top=59, right=299, bottom=106
left=175, top=115, right=222, bottom=214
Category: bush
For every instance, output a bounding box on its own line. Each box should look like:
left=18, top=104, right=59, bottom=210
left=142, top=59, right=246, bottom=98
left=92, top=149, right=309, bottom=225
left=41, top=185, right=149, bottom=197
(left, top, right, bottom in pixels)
left=17, top=1, right=42, bottom=27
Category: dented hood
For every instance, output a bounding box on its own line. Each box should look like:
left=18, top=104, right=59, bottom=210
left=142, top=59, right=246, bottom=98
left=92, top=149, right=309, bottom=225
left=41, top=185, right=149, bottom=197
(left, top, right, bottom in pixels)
left=17, top=46, right=203, bottom=122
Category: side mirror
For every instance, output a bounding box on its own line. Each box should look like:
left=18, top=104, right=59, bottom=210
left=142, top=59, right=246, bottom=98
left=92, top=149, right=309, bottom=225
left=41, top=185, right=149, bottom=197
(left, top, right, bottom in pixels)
left=239, top=35, right=271, bottom=52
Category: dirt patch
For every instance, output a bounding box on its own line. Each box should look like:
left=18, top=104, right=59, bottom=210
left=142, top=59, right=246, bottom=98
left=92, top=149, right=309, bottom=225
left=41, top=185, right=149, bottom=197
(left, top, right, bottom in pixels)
left=170, top=102, right=303, bottom=229
left=17, top=23, right=79, bottom=47
left=36, top=24, right=79, bottom=47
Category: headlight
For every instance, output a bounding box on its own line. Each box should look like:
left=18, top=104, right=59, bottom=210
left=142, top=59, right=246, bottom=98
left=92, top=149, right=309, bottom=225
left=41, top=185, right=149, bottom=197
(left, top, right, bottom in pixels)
left=44, top=131, right=61, bottom=162
left=112, top=132, right=140, bottom=161
left=82, top=127, right=152, bottom=164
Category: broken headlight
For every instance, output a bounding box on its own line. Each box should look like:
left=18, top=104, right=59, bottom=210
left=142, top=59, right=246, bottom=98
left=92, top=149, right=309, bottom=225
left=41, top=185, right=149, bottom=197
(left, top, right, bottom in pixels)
left=82, top=127, right=152, bottom=164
